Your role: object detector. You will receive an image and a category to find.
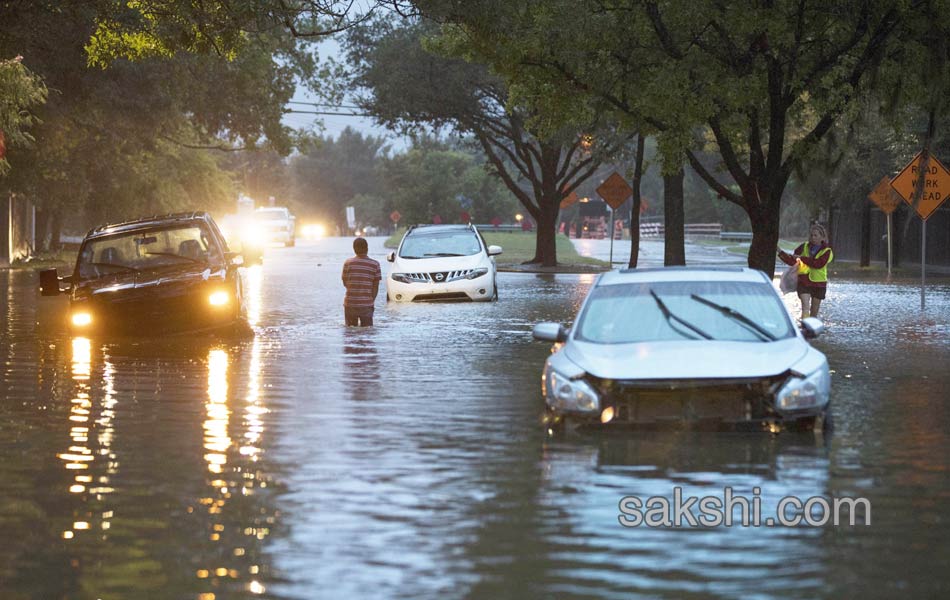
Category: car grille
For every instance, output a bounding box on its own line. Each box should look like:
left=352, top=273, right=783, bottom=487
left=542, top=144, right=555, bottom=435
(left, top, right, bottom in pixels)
left=411, top=292, right=470, bottom=302
left=598, top=377, right=786, bottom=425
left=402, top=270, right=480, bottom=283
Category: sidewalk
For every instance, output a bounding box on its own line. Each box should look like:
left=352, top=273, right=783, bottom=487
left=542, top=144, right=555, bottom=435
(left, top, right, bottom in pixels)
left=570, top=237, right=749, bottom=267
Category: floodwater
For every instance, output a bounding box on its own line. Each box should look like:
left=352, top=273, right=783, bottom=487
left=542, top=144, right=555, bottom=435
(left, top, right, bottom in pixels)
left=1, top=237, right=949, bottom=599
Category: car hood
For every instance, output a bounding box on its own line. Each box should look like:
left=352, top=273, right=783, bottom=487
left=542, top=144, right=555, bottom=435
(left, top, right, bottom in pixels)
left=393, top=253, right=488, bottom=270
left=563, top=337, right=810, bottom=380
left=77, top=265, right=225, bottom=298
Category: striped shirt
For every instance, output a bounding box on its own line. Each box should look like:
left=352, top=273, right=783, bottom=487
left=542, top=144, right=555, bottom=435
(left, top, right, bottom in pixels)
left=342, top=255, right=382, bottom=308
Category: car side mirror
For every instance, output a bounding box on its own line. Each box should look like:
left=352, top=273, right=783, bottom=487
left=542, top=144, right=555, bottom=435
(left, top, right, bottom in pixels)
left=387, top=251, right=395, bottom=263
left=39, top=268, right=64, bottom=296
left=488, top=245, right=503, bottom=256
left=801, top=317, right=825, bottom=339
left=533, top=322, right=568, bottom=343
left=225, top=251, right=244, bottom=266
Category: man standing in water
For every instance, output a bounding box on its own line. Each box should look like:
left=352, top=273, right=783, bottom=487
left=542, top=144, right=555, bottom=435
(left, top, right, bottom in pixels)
left=342, top=237, right=381, bottom=326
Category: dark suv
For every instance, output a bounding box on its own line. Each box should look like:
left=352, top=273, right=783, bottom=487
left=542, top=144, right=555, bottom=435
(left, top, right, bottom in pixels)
left=40, top=212, right=248, bottom=335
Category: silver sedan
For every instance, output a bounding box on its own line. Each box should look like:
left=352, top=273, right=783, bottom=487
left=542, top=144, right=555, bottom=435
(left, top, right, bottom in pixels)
left=533, top=267, right=831, bottom=433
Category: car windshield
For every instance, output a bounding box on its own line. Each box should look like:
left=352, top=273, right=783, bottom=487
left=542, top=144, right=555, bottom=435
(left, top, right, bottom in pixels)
left=256, top=209, right=287, bottom=221
left=575, top=280, right=795, bottom=343
left=77, top=224, right=221, bottom=280
left=399, top=231, right=483, bottom=258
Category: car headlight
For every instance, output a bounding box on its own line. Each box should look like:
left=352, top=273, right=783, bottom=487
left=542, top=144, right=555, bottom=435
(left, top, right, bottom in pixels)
left=209, top=291, right=230, bottom=306
left=465, top=268, right=489, bottom=279
left=71, top=311, right=93, bottom=327
left=545, top=366, right=600, bottom=413
left=776, top=367, right=830, bottom=411
left=240, top=225, right=263, bottom=246
left=391, top=273, right=413, bottom=284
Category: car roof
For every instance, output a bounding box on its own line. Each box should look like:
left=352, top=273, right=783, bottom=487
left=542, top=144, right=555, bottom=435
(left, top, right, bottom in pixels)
left=597, top=266, right=772, bottom=286
left=86, top=211, right=213, bottom=240
left=406, top=224, right=475, bottom=235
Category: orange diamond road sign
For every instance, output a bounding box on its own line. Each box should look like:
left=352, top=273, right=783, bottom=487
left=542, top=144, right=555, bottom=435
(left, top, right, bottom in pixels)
left=890, top=151, right=950, bottom=220
left=390, top=210, right=401, bottom=223
left=596, top=172, right=632, bottom=210
left=560, top=191, right=578, bottom=210
left=868, top=176, right=903, bottom=214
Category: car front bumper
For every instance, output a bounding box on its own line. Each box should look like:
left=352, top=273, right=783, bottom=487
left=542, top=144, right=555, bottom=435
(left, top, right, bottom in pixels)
left=545, top=376, right=827, bottom=431
left=387, top=276, right=494, bottom=302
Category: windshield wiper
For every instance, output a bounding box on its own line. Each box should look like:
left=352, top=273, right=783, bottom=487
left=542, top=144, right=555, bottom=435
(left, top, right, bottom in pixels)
left=87, top=262, right=140, bottom=273
left=649, top=289, right=712, bottom=340
left=423, top=252, right=465, bottom=257
left=144, top=251, right=205, bottom=264
left=689, top=294, right=777, bottom=341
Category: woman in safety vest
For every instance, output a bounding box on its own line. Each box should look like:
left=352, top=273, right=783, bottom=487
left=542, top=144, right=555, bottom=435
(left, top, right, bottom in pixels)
left=778, top=223, right=833, bottom=320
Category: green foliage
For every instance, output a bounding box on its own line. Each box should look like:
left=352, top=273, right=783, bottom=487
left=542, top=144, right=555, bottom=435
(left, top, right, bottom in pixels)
left=0, top=1, right=307, bottom=240
left=84, top=0, right=371, bottom=67
left=288, top=127, right=390, bottom=230
left=380, top=135, right=518, bottom=226
left=0, top=56, right=47, bottom=175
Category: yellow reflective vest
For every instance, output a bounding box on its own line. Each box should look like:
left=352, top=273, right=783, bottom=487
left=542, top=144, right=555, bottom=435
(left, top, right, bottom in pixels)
left=797, top=243, right=833, bottom=283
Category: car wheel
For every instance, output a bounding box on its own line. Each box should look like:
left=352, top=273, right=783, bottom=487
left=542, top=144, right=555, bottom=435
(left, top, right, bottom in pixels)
left=491, top=284, right=499, bottom=301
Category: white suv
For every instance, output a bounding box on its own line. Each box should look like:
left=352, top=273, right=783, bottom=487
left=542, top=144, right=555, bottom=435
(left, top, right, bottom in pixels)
left=386, top=224, right=502, bottom=302
left=254, top=206, right=296, bottom=247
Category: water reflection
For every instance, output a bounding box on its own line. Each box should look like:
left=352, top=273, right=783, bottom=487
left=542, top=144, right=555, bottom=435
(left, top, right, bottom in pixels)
left=58, top=337, right=118, bottom=541
left=342, top=329, right=380, bottom=403
left=535, top=433, right=832, bottom=598
left=195, top=340, right=275, bottom=597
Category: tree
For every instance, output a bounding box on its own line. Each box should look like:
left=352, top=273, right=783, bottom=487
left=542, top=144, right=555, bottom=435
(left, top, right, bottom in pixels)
left=0, top=55, right=47, bottom=175
left=378, top=134, right=519, bottom=227
left=417, top=0, right=920, bottom=275
left=0, top=1, right=308, bottom=247
left=344, top=18, right=628, bottom=266
left=287, top=127, right=390, bottom=232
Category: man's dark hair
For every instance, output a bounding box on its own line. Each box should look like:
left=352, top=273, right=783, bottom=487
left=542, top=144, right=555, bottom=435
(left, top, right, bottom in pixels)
left=353, top=237, right=368, bottom=254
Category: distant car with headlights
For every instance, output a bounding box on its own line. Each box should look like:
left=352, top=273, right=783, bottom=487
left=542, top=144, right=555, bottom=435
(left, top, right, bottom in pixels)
left=39, top=212, right=248, bottom=335
left=533, top=267, right=831, bottom=432
left=254, top=206, right=296, bottom=247
left=386, top=224, right=502, bottom=302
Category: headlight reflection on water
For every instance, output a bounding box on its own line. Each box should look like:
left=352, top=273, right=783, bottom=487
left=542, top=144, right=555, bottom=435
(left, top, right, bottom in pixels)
left=60, top=338, right=117, bottom=541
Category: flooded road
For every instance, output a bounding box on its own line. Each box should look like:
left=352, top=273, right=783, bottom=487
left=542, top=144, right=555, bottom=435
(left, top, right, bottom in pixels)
left=2, top=237, right=949, bottom=599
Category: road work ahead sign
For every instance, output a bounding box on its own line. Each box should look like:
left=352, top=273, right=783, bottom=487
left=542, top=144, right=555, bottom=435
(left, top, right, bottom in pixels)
left=597, top=172, right=632, bottom=210
left=890, top=151, right=950, bottom=220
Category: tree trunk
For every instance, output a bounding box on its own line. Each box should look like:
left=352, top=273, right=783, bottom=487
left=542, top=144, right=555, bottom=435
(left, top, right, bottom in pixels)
left=35, top=207, right=51, bottom=252
left=860, top=199, right=871, bottom=267
left=663, top=167, right=685, bottom=266
left=527, top=197, right=559, bottom=267
left=747, top=199, right=782, bottom=277
left=628, top=135, right=645, bottom=268
left=49, top=209, right=63, bottom=250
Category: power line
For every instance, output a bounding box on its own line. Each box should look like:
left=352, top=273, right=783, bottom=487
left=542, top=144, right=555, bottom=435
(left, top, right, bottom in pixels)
left=286, top=100, right=363, bottom=110
left=284, top=109, right=372, bottom=117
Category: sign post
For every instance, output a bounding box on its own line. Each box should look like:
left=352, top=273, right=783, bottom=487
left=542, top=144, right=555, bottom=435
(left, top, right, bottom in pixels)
left=596, top=172, right=633, bottom=267
left=867, top=177, right=903, bottom=278
left=889, top=151, right=950, bottom=309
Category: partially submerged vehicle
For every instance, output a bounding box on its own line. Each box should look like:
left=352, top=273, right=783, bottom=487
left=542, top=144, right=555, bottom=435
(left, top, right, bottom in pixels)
left=386, top=224, right=502, bottom=302
left=39, top=212, right=249, bottom=336
left=533, top=267, right=831, bottom=433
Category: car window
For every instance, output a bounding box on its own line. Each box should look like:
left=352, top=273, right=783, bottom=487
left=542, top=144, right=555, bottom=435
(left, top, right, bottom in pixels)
left=575, top=281, right=795, bottom=343
left=399, top=231, right=483, bottom=258
left=77, top=224, right=220, bottom=279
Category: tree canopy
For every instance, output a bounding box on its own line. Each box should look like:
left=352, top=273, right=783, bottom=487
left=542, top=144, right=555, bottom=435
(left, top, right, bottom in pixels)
left=415, top=0, right=944, bottom=274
